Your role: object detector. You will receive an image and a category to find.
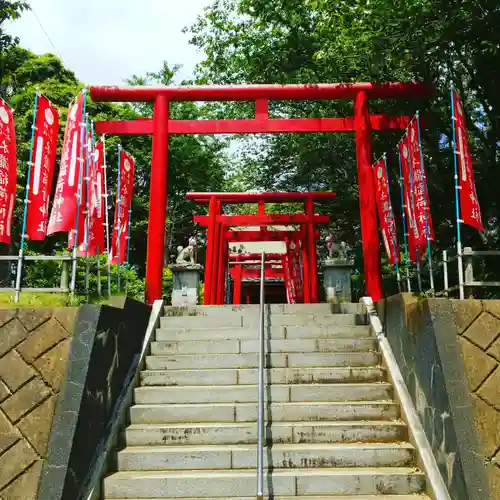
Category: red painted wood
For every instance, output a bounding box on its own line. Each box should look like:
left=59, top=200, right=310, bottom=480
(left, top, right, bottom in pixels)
left=203, top=197, right=217, bottom=305
left=145, top=96, right=169, bottom=304
left=188, top=191, right=336, bottom=204
left=355, top=92, right=383, bottom=301
left=305, top=197, right=319, bottom=303
left=194, top=214, right=329, bottom=226
left=89, top=82, right=431, bottom=103
left=95, top=115, right=412, bottom=136
left=226, top=230, right=318, bottom=242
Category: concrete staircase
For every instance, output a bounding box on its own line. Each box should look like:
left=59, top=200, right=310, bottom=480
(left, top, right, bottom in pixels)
left=103, top=303, right=430, bottom=499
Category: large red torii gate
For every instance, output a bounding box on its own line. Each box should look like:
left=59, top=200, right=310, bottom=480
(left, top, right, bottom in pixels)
left=90, top=82, right=431, bottom=303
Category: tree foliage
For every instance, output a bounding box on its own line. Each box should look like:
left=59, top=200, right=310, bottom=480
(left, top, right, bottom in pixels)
left=187, top=0, right=500, bottom=294
left=0, top=40, right=229, bottom=296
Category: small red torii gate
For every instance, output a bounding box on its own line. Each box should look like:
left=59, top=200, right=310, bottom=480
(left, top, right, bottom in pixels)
left=229, top=253, right=286, bottom=305
left=90, top=82, right=431, bottom=303
left=189, top=191, right=335, bottom=305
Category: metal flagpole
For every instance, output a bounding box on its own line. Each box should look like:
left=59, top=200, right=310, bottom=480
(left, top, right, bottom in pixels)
left=397, top=151, right=411, bottom=292
left=116, top=144, right=122, bottom=293
left=15, top=90, right=39, bottom=303
left=84, top=116, right=91, bottom=303
left=97, top=245, right=101, bottom=299
left=101, top=135, right=112, bottom=299
left=90, top=121, right=101, bottom=300
left=451, top=88, right=465, bottom=300
left=382, top=154, right=401, bottom=291
left=70, top=89, right=87, bottom=298
left=416, top=249, right=422, bottom=292
left=416, top=111, right=435, bottom=294
left=125, top=206, right=133, bottom=295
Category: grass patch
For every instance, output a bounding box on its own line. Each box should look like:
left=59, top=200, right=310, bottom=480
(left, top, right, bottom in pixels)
left=0, top=292, right=128, bottom=308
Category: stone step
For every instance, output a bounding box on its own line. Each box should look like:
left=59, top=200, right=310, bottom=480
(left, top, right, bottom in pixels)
left=106, top=496, right=430, bottom=500
left=134, top=383, right=393, bottom=405
left=125, top=420, right=408, bottom=446
left=164, top=303, right=367, bottom=316
left=144, top=352, right=380, bottom=370
left=117, top=442, right=416, bottom=471
left=149, top=338, right=377, bottom=355
left=103, top=468, right=425, bottom=498
left=155, top=324, right=372, bottom=341
left=140, top=367, right=386, bottom=386
left=130, top=401, right=400, bottom=424
left=160, top=313, right=363, bottom=329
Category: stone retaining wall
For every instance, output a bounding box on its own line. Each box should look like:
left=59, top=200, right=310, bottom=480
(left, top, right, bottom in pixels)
left=0, top=308, right=77, bottom=500
left=379, top=294, right=499, bottom=500
left=450, top=299, right=500, bottom=498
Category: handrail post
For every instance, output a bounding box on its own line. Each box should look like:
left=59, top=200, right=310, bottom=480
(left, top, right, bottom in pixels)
left=443, top=250, right=448, bottom=297
left=464, top=247, right=474, bottom=299
left=257, top=249, right=265, bottom=500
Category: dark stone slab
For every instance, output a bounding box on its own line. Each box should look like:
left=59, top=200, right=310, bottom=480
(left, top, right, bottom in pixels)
left=38, top=298, right=152, bottom=500
left=38, top=305, right=101, bottom=500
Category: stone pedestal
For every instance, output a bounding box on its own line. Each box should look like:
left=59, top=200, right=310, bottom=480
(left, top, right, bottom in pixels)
left=169, top=264, right=203, bottom=306
left=322, top=258, right=355, bottom=303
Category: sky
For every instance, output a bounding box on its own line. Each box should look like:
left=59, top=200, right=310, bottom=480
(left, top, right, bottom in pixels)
left=6, top=0, right=212, bottom=85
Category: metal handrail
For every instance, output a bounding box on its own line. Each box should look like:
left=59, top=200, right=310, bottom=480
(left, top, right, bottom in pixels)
left=256, top=250, right=265, bottom=500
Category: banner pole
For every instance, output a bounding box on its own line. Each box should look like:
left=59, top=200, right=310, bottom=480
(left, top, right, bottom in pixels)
left=416, top=248, right=423, bottom=292
left=397, top=151, right=411, bottom=292
left=416, top=111, right=435, bottom=294
left=125, top=206, right=133, bottom=295
left=116, top=144, right=122, bottom=293
left=382, top=154, right=400, bottom=291
left=84, top=116, right=91, bottom=303
left=15, top=90, right=39, bottom=303
left=90, top=121, right=98, bottom=301
left=97, top=245, right=101, bottom=300
left=451, top=88, right=465, bottom=300
left=101, top=135, right=112, bottom=299
left=70, top=89, right=87, bottom=298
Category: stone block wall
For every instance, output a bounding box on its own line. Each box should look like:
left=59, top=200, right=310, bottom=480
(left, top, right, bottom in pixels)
left=379, top=294, right=500, bottom=500
left=39, top=298, right=152, bottom=500
left=450, top=300, right=500, bottom=497
left=0, top=308, right=77, bottom=500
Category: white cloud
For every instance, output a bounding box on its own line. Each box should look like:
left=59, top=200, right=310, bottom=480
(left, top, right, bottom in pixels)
left=6, top=0, right=211, bottom=85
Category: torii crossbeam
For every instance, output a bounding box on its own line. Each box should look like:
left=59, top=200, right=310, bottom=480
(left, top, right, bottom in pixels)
left=90, top=82, right=431, bottom=303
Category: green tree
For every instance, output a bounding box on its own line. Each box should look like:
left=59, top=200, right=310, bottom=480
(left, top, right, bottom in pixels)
left=0, top=0, right=29, bottom=52
left=187, top=0, right=500, bottom=295
left=0, top=45, right=229, bottom=295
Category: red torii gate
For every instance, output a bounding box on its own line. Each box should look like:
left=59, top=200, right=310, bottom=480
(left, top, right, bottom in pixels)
left=90, top=82, right=431, bottom=303
left=189, top=191, right=335, bottom=305
left=229, top=253, right=285, bottom=305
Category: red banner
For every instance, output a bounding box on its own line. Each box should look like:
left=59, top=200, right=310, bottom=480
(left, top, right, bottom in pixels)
left=373, top=159, right=398, bottom=264
left=0, top=98, right=17, bottom=244
left=452, top=91, right=484, bottom=230
left=47, top=92, right=85, bottom=236
left=399, top=139, right=419, bottom=262
left=85, top=141, right=105, bottom=255
left=407, top=119, right=434, bottom=247
left=283, top=239, right=304, bottom=304
left=25, top=95, right=59, bottom=240
left=109, top=150, right=134, bottom=264
left=68, top=124, right=90, bottom=250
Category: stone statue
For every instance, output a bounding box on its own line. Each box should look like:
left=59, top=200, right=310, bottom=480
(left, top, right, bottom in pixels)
left=326, top=235, right=348, bottom=260
left=176, top=237, right=197, bottom=264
